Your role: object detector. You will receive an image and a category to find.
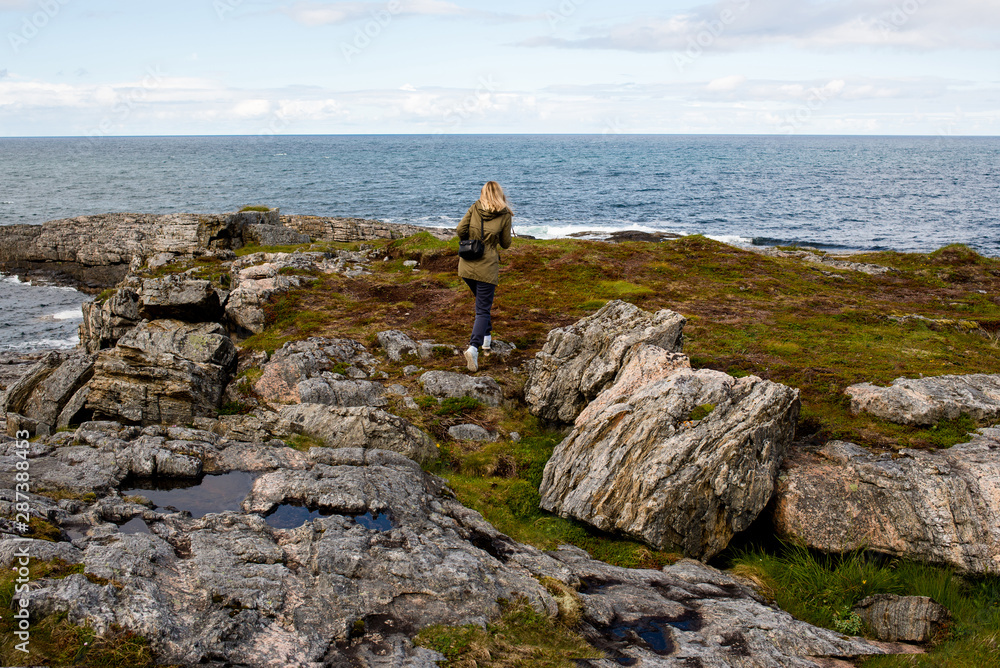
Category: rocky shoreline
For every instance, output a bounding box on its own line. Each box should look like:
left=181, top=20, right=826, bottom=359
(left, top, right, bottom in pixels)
left=1, top=212, right=997, bottom=666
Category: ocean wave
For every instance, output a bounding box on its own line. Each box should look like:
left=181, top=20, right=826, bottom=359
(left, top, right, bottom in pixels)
left=51, top=308, right=84, bottom=321
left=3, top=336, right=80, bottom=351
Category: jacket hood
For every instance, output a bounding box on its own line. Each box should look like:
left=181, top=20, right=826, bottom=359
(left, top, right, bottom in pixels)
left=476, top=201, right=509, bottom=220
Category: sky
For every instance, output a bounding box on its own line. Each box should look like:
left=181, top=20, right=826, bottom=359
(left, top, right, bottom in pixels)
left=0, top=0, right=997, bottom=136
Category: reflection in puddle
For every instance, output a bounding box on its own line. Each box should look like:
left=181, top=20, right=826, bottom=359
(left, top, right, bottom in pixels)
left=118, top=517, right=151, bottom=534
left=263, top=505, right=395, bottom=531
left=354, top=511, right=393, bottom=531
left=121, top=471, right=257, bottom=519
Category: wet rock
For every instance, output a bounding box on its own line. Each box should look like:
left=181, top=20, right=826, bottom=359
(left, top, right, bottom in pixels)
left=86, top=320, right=237, bottom=426
left=774, top=435, right=1000, bottom=575
left=524, top=300, right=686, bottom=423
left=420, top=371, right=503, bottom=407
left=138, top=275, right=223, bottom=322
left=253, top=338, right=380, bottom=405
left=25, top=447, right=552, bottom=666
left=550, top=546, right=893, bottom=667
left=447, top=424, right=497, bottom=442
left=4, top=425, right=912, bottom=667
left=846, top=373, right=1000, bottom=426
left=853, top=594, right=951, bottom=643
left=541, top=355, right=800, bottom=560
left=2, top=350, right=95, bottom=436
left=277, top=403, right=436, bottom=463
left=377, top=330, right=421, bottom=362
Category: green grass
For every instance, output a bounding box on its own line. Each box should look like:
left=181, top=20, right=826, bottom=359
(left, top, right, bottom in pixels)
left=429, top=434, right=681, bottom=570
left=413, top=597, right=602, bottom=667
left=0, top=560, right=153, bottom=667
left=238, top=234, right=1000, bottom=451
left=239, top=205, right=272, bottom=212
left=729, top=543, right=1000, bottom=666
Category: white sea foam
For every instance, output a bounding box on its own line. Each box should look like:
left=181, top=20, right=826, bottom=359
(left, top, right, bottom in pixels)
left=51, top=307, right=84, bottom=321
left=3, top=336, right=80, bottom=351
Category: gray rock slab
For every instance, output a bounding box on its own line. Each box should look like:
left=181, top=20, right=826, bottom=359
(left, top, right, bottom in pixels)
left=846, top=373, right=1000, bottom=426
left=419, top=371, right=503, bottom=407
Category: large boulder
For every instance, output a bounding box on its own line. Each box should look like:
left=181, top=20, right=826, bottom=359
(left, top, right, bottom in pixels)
left=2, top=351, right=95, bottom=436
left=86, top=320, right=237, bottom=426
left=773, top=434, right=1000, bottom=575
left=524, top=300, right=686, bottom=423
left=138, top=275, right=222, bottom=322
left=846, top=373, right=1000, bottom=426
left=276, top=403, right=435, bottom=463
left=540, top=348, right=800, bottom=560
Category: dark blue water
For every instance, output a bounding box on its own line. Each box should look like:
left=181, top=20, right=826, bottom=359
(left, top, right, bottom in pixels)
left=1, top=135, right=997, bottom=352
left=1, top=135, right=996, bottom=253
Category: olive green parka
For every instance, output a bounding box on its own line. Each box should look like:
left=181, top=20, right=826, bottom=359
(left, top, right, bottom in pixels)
left=456, top=201, right=513, bottom=285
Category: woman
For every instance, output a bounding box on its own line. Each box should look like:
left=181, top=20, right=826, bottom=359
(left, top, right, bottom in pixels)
left=456, top=181, right=513, bottom=372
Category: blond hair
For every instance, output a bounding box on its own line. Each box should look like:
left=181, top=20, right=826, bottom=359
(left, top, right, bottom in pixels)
left=479, top=181, right=511, bottom=213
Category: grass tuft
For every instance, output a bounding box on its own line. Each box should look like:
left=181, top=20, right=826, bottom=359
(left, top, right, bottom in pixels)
left=413, top=597, right=601, bottom=666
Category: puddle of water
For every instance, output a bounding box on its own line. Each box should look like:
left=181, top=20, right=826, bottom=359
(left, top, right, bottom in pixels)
left=263, top=505, right=395, bottom=531
left=264, top=504, right=331, bottom=529
left=118, top=517, right=151, bottom=535
left=355, top=511, right=393, bottom=531
left=121, top=471, right=257, bottom=519
left=607, top=618, right=676, bottom=655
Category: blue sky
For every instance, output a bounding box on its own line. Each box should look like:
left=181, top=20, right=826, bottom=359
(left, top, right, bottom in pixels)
left=0, top=0, right=997, bottom=135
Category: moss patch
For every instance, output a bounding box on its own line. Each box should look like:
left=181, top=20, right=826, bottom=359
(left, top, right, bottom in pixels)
left=413, top=597, right=602, bottom=666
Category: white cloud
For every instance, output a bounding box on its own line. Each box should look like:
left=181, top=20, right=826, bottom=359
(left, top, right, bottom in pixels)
left=706, top=74, right=746, bottom=91
left=0, top=73, right=995, bottom=136
left=522, top=0, right=1000, bottom=52
left=279, top=0, right=534, bottom=26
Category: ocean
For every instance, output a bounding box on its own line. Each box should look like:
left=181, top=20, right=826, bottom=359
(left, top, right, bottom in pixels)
left=1, top=135, right=998, bottom=352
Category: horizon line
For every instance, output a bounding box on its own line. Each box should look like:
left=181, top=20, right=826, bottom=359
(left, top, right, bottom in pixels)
left=1, top=132, right=997, bottom=139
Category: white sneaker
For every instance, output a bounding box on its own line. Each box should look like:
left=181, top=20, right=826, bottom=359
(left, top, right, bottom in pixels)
left=483, top=335, right=492, bottom=352
left=464, top=346, right=479, bottom=372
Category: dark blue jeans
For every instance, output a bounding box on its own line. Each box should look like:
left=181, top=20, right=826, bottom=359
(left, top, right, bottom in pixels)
left=463, top=278, right=495, bottom=348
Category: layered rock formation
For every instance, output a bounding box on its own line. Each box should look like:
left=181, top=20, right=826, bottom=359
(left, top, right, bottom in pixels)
left=541, top=344, right=800, bottom=560
left=1, top=350, right=95, bottom=436
left=86, top=320, right=237, bottom=426
left=524, top=299, right=686, bottom=423
left=846, top=373, right=1000, bottom=426
left=773, top=435, right=1000, bottom=575
left=282, top=215, right=452, bottom=243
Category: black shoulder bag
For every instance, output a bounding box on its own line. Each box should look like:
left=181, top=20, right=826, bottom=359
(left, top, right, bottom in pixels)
left=459, top=213, right=485, bottom=261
